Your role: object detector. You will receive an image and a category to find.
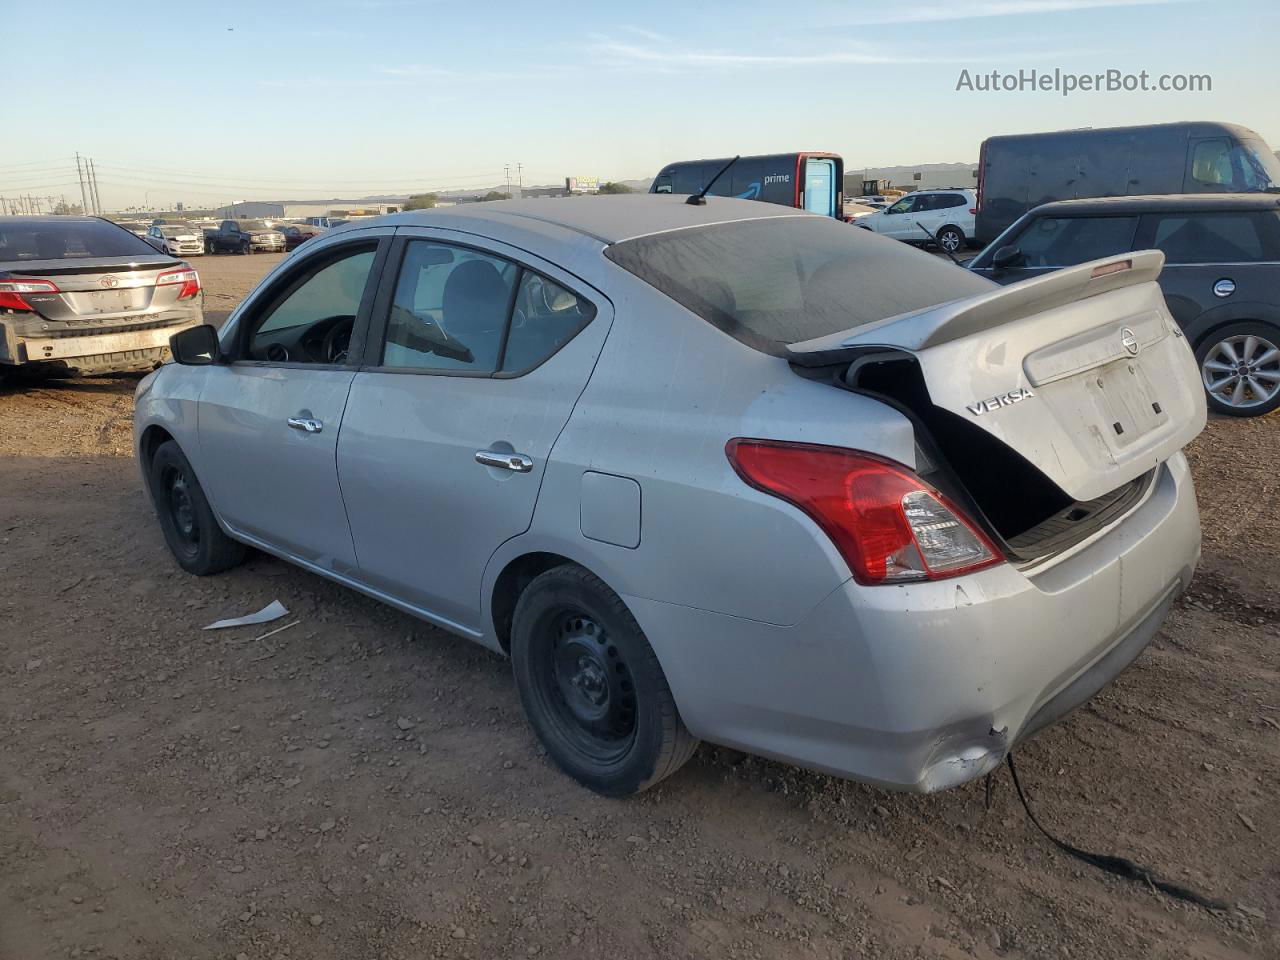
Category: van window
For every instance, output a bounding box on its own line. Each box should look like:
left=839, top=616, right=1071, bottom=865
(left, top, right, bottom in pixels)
left=1146, top=212, right=1280, bottom=263
left=1190, top=139, right=1280, bottom=192
left=604, top=216, right=993, bottom=356
left=1012, top=216, right=1138, bottom=267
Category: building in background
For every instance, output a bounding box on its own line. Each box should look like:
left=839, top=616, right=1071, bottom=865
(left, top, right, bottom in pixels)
left=215, top=200, right=404, bottom=219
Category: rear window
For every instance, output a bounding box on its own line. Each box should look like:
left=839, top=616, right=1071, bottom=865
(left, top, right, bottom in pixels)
left=0, top=219, right=157, bottom=262
left=1146, top=211, right=1280, bottom=263
left=604, top=216, right=993, bottom=355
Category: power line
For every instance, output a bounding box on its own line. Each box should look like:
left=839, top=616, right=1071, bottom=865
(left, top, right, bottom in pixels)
left=94, top=159, right=509, bottom=184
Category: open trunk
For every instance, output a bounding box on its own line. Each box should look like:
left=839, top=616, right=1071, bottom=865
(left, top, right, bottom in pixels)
left=788, top=251, right=1206, bottom=562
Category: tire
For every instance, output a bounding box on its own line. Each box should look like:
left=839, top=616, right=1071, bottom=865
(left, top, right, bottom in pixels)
left=936, top=225, right=965, bottom=255
left=510, top=565, right=699, bottom=796
left=240, top=241, right=251, bottom=255
left=1194, top=321, right=1280, bottom=417
left=147, top=440, right=247, bottom=575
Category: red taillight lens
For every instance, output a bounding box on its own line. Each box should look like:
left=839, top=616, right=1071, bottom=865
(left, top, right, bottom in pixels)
left=0, top=278, right=59, bottom=312
left=726, top=439, right=1003, bottom=585
left=969, top=207, right=978, bottom=215
left=156, top=267, right=201, bottom=300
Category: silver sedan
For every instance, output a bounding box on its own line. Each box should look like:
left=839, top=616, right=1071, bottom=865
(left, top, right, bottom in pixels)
left=134, top=196, right=1205, bottom=796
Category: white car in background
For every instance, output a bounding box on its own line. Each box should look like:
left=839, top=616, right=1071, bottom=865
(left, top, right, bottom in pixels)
left=856, top=188, right=977, bottom=253
left=147, top=224, right=205, bottom=257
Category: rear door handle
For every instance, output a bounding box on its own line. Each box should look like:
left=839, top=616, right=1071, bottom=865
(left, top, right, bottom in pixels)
left=475, top=449, right=533, bottom=473
left=287, top=417, right=323, bottom=433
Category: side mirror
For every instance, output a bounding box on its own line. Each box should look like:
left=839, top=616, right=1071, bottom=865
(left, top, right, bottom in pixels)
left=170, top=324, right=221, bottom=366
left=991, top=245, right=1024, bottom=270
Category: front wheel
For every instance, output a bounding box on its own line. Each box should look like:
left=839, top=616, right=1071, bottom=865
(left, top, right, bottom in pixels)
left=936, top=225, right=965, bottom=254
left=147, top=440, right=247, bottom=575
left=1195, top=322, right=1280, bottom=417
left=511, top=565, right=698, bottom=796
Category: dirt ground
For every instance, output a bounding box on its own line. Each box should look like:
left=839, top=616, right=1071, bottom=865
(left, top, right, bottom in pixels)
left=0, top=253, right=1276, bottom=960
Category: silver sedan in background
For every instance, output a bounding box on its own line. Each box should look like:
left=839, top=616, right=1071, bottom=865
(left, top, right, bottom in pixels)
left=134, top=196, right=1205, bottom=796
left=1, top=216, right=202, bottom=379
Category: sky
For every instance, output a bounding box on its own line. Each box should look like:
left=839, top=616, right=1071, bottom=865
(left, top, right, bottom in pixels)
left=2, top=0, right=1277, bottom=210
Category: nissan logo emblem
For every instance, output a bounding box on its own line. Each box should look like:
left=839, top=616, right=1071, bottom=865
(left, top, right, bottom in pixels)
left=99, top=275, right=120, bottom=288
left=1120, top=327, right=1139, bottom=356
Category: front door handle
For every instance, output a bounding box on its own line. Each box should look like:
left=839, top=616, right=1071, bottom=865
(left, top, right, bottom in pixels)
left=287, top=417, right=323, bottom=434
left=475, top=449, right=533, bottom=473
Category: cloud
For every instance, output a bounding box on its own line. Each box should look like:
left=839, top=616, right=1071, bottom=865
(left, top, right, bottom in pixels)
left=590, top=37, right=970, bottom=68
left=838, top=0, right=1190, bottom=26
left=586, top=35, right=1085, bottom=71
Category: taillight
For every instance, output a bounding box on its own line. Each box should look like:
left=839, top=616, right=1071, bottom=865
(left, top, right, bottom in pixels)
left=726, top=439, right=1002, bottom=585
left=0, top=278, right=59, bottom=312
left=969, top=207, right=978, bottom=215
left=156, top=267, right=201, bottom=300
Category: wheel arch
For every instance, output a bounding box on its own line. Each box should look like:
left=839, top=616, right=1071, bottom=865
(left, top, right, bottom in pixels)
left=1182, top=301, right=1280, bottom=348
left=485, top=540, right=635, bottom=655
left=138, top=423, right=176, bottom=470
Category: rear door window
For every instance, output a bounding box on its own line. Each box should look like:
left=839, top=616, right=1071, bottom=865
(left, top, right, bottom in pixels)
left=501, top=273, right=597, bottom=374
left=1012, top=216, right=1138, bottom=267
left=381, top=240, right=517, bottom=373
left=1143, top=211, right=1278, bottom=263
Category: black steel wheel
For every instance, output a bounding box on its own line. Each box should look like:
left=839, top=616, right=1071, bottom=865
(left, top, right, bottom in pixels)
left=147, top=440, right=247, bottom=575
left=511, top=565, right=698, bottom=795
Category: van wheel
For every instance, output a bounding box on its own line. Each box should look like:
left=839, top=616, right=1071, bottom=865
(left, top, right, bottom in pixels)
left=936, top=226, right=965, bottom=254
left=510, top=565, right=699, bottom=796
left=1195, top=322, right=1280, bottom=417
left=147, top=440, right=247, bottom=575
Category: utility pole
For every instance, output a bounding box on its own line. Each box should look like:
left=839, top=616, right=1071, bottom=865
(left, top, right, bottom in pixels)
left=504, top=164, right=512, bottom=195
left=517, top=162, right=523, bottom=193
left=76, top=153, right=89, bottom=214
left=89, top=159, right=102, bottom=214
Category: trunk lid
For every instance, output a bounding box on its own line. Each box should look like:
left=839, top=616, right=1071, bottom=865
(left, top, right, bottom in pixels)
left=2, top=255, right=185, bottom=323
left=787, top=251, right=1206, bottom=502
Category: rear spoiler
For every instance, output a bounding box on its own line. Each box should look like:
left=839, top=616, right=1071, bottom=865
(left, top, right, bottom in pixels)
left=787, top=249, right=1165, bottom=366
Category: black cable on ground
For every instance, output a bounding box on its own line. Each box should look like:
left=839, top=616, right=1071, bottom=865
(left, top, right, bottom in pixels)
left=1006, top=753, right=1229, bottom=912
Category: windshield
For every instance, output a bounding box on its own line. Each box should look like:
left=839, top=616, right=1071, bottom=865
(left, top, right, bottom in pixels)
left=240, top=220, right=271, bottom=230
left=159, top=225, right=192, bottom=236
left=0, top=219, right=158, bottom=262
left=605, top=216, right=993, bottom=356
left=1241, top=141, right=1280, bottom=193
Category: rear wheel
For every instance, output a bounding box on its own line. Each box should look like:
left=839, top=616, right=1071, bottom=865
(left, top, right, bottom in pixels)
left=936, top=225, right=965, bottom=254
left=1195, top=322, right=1280, bottom=417
left=511, top=565, right=698, bottom=796
left=147, top=440, right=247, bottom=575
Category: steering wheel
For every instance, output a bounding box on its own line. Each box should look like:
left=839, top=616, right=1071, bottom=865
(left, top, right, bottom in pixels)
left=320, top=315, right=355, bottom=363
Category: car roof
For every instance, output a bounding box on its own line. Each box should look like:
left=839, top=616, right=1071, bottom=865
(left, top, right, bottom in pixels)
left=336, top=194, right=812, bottom=246
left=1029, top=193, right=1280, bottom=216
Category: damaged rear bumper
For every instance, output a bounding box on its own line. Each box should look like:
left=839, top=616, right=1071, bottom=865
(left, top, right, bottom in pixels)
left=625, top=452, right=1200, bottom=792
left=1, top=319, right=199, bottom=369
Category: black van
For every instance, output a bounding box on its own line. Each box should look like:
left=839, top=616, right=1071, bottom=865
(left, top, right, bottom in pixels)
left=968, top=193, right=1280, bottom=417
left=976, top=122, right=1280, bottom=244
left=650, top=153, right=844, bottom=219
